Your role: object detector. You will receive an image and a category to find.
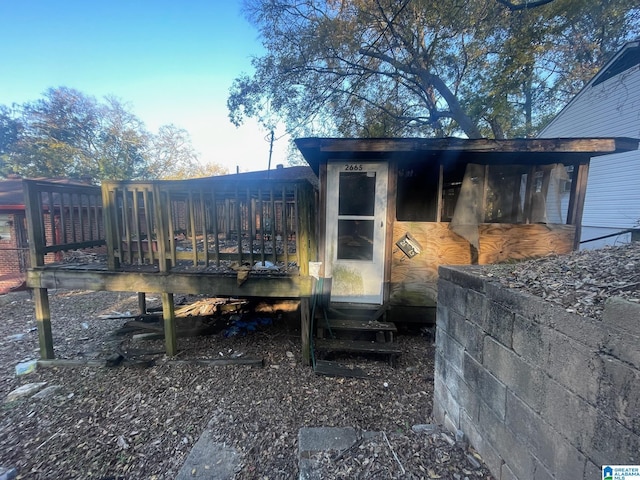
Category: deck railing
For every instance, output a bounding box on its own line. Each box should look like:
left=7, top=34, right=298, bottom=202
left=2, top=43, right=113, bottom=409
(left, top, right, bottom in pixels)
left=102, top=177, right=316, bottom=275
left=23, top=179, right=106, bottom=268
left=23, top=177, right=317, bottom=276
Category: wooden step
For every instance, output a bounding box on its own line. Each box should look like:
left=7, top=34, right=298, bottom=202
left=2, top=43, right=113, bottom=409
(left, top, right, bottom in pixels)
left=317, top=318, right=397, bottom=342
left=320, top=318, right=397, bottom=332
left=314, top=338, right=402, bottom=367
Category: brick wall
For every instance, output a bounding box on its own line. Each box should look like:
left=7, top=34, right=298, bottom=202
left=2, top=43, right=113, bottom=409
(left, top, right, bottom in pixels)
left=434, top=266, right=640, bottom=480
left=0, top=214, right=27, bottom=292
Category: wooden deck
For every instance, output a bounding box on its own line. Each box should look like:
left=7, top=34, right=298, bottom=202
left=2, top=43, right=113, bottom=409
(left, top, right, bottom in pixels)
left=22, top=176, right=318, bottom=364
left=27, top=263, right=313, bottom=298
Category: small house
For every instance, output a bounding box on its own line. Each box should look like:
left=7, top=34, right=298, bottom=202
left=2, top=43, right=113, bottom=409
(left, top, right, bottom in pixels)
left=0, top=177, right=98, bottom=293
left=295, top=137, right=639, bottom=323
left=0, top=178, right=29, bottom=292
left=19, top=137, right=638, bottom=364
left=538, top=40, right=640, bottom=248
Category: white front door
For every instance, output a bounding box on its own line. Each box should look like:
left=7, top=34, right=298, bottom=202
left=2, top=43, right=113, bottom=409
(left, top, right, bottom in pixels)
left=325, top=162, right=388, bottom=304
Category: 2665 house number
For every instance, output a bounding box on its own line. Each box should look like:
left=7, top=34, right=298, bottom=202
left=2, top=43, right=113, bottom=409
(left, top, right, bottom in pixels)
left=344, top=164, right=363, bottom=171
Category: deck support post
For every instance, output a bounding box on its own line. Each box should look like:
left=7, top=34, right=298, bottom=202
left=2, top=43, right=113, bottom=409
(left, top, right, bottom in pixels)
left=300, top=297, right=311, bottom=365
left=33, top=288, right=55, bottom=359
left=137, top=292, right=147, bottom=315
left=162, top=293, right=177, bottom=356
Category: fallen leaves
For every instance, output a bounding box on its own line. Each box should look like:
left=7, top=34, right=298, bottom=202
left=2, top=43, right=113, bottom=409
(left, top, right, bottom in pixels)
left=477, top=242, right=640, bottom=319
left=0, top=290, right=456, bottom=479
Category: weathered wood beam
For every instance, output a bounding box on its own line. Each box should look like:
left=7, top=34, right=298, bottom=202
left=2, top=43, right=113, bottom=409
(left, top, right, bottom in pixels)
left=300, top=297, right=311, bottom=366
left=569, top=163, right=590, bottom=249
left=298, top=137, right=640, bottom=154
left=137, top=292, right=147, bottom=315
left=168, top=358, right=264, bottom=367
left=33, top=288, right=54, bottom=360
left=162, top=293, right=177, bottom=356
left=27, top=269, right=314, bottom=298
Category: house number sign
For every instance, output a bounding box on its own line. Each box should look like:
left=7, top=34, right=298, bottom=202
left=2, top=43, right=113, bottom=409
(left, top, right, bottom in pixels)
left=344, top=164, right=364, bottom=171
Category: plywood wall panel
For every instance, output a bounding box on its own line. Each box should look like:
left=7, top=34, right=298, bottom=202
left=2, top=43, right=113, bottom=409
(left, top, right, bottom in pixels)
left=389, top=222, right=575, bottom=305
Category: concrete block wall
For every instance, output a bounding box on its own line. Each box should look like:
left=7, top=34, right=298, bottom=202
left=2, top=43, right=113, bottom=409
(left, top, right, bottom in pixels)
left=434, top=266, right=640, bottom=480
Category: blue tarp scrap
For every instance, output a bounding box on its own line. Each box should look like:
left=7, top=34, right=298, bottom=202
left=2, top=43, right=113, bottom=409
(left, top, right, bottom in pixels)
left=223, top=316, right=273, bottom=337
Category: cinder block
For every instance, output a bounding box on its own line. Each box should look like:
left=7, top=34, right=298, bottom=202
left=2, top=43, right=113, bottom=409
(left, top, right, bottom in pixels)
left=603, top=297, right=640, bottom=335
left=546, top=308, right=605, bottom=350
left=460, top=410, right=504, bottom=479
left=505, top=391, right=587, bottom=480
left=466, top=288, right=488, bottom=326
left=483, top=336, right=547, bottom=413
left=552, top=437, right=587, bottom=480
left=443, top=307, right=467, bottom=345
left=587, top=412, right=640, bottom=467
left=512, top=314, right=551, bottom=369
left=547, top=330, right=602, bottom=404
left=542, top=378, right=597, bottom=453
left=436, top=303, right=449, bottom=333
left=444, top=307, right=485, bottom=363
left=436, top=329, right=464, bottom=375
left=439, top=266, right=487, bottom=293
left=486, top=300, right=514, bottom=348
left=463, top=319, right=485, bottom=363
left=603, top=329, right=640, bottom=370
left=485, top=282, right=605, bottom=348
left=433, top=375, right=460, bottom=429
left=478, top=401, right=535, bottom=480
left=463, top=352, right=507, bottom=420
left=432, top=394, right=446, bottom=425
left=533, top=459, right=554, bottom=480
left=501, top=463, right=518, bottom=480
left=438, top=278, right=467, bottom=317
left=485, top=281, right=533, bottom=316
left=583, top=461, right=601, bottom=480
left=597, top=355, right=640, bottom=435
left=505, top=390, right=556, bottom=472
left=437, top=351, right=480, bottom=422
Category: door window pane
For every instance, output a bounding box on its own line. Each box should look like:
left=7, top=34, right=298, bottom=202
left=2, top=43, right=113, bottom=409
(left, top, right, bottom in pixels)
left=339, top=172, right=375, bottom=216
left=337, top=219, right=374, bottom=260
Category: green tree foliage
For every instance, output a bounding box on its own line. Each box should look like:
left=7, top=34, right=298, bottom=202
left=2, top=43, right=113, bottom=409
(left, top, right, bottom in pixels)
left=1, top=87, right=226, bottom=181
left=228, top=0, right=640, bottom=139
left=0, top=105, right=22, bottom=177
left=147, top=124, right=197, bottom=179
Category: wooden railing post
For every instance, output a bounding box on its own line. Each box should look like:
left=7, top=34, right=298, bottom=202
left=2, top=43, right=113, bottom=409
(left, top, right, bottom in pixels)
left=34, top=288, right=55, bottom=359
left=23, top=180, right=46, bottom=268
left=162, top=292, right=177, bottom=356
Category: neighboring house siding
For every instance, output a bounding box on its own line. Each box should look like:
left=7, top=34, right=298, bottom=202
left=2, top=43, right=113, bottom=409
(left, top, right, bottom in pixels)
left=539, top=42, right=640, bottom=249
left=0, top=214, right=28, bottom=292
left=539, top=65, right=640, bottom=138
left=582, top=150, right=640, bottom=230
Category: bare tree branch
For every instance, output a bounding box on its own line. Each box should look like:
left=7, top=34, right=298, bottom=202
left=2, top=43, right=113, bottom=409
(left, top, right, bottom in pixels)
left=495, top=0, right=556, bottom=11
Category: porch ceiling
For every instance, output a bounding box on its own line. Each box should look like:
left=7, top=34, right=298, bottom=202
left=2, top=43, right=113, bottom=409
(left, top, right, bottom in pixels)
left=295, top=137, right=640, bottom=175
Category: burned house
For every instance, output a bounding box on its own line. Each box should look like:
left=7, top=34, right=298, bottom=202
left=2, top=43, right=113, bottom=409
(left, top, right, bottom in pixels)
left=20, top=137, right=638, bottom=364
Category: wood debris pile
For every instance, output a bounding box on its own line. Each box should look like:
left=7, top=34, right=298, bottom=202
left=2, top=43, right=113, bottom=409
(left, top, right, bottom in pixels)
left=173, top=298, right=247, bottom=317
left=477, top=242, right=640, bottom=319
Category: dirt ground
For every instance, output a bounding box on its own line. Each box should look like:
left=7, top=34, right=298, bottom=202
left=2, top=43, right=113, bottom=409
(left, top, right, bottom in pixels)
left=0, top=290, right=492, bottom=479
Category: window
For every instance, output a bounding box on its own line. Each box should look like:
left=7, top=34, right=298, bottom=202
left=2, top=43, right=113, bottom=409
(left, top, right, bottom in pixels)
left=396, top=162, right=439, bottom=221
left=337, top=171, right=376, bottom=260
left=0, top=215, right=12, bottom=241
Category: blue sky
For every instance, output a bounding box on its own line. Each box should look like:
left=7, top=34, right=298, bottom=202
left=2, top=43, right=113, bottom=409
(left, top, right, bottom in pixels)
left=0, top=1, right=289, bottom=172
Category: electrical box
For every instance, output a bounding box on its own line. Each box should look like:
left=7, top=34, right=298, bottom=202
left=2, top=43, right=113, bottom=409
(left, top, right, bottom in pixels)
left=395, top=232, right=422, bottom=259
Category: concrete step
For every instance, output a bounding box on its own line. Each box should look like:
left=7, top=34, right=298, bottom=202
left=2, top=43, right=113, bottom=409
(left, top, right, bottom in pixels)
left=298, top=427, right=381, bottom=480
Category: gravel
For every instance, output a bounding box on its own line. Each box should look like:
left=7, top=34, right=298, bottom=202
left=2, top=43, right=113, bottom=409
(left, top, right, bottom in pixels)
left=0, top=290, right=493, bottom=479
